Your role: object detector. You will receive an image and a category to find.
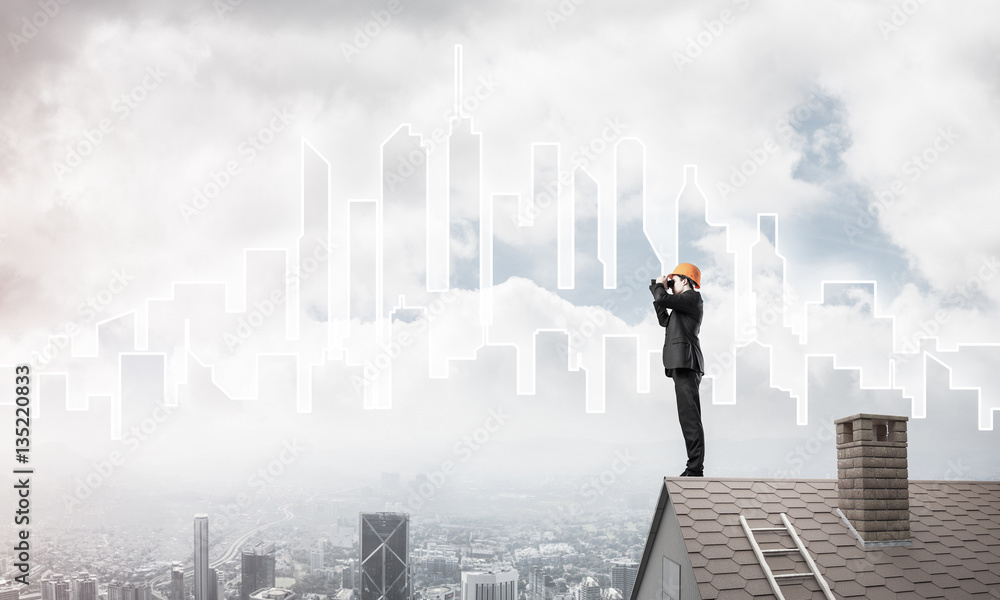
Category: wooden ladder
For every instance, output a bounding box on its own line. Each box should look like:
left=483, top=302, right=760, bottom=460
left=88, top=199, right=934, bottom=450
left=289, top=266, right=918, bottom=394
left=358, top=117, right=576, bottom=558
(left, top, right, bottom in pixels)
left=739, top=512, right=836, bottom=600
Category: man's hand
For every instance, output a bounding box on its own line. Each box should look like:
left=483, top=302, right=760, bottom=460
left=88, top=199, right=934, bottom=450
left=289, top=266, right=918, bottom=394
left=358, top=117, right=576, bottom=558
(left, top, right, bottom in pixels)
left=655, top=275, right=669, bottom=286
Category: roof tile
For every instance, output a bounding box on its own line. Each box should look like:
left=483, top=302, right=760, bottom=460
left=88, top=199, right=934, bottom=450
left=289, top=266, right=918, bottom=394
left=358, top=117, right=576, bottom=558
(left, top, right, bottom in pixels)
left=898, top=567, right=933, bottom=584
left=703, top=482, right=729, bottom=494
left=742, top=578, right=771, bottom=596
left=957, top=578, right=991, bottom=595
left=910, top=581, right=946, bottom=598
left=706, top=572, right=744, bottom=591
left=883, top=576, right=916, bottom=593
left=700, top=545, right=734, bottom=560
left=832, top=580, right=866, bottom=597
left=927, top=573, right=960, bottom=589
left=732, top=551, right=760, bottom=566
left=947, top=565, right=977, bottom=580
left=703, top=558, right=739, bottom=575
left=814, top=552, right=847, bottom=569
left=690, top=520, right=725, bottom=534
left=853, top=570, right=885, bottom=587
left=823, top=566, right=855, bottom=582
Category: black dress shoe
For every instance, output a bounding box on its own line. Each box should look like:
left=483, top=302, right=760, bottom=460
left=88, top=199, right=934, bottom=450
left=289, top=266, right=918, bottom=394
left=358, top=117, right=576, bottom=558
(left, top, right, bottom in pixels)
left=680, top=470, right=704, bottom=477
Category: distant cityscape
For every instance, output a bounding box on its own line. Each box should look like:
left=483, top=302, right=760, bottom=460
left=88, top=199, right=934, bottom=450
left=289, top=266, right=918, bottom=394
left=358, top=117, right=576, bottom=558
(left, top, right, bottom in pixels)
left=0, top=473, right=649, bottom=600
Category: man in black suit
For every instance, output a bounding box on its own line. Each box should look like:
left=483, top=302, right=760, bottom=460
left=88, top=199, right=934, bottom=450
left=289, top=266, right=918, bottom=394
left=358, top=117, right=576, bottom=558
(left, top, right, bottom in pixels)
left=650, top=263, right=705, bottom=477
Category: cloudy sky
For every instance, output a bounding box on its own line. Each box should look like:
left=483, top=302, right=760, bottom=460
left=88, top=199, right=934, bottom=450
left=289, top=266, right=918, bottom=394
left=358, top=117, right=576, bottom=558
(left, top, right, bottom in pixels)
left=1, top=0, right=1000, bottom=520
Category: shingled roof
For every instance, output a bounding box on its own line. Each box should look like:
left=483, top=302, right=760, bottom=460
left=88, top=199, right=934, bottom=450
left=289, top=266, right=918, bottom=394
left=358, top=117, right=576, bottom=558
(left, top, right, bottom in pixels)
left=631, top=477, right=1000, bottom=599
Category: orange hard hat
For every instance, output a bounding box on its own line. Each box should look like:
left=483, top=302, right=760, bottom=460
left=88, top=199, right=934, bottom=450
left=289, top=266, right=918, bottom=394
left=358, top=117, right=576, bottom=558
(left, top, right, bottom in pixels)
left=670, top=263, right=701, bottom=288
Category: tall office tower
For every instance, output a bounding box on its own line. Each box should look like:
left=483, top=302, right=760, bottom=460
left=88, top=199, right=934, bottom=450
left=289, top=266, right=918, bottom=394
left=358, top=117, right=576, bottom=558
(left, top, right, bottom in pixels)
left=208, top=570, right=219, bottom=600
left=74, top=573, right=98, bottom=600
left=0, top=582, right=21, bottom=600
left=171, top=564, right=185, bottom=600
left=528, top=568, right=543, bottom=600
left=460, top=570, right=517, bottom=600
left=120, top=583, right=136, bottom=600
left=359, top=513, right=411, bottom=600
left=576, top=578, right=600, bottom=600
left=528, top=568, right=554, bottom=600
left=41, top=575, right=71, bottom=600
left=240, top=541, right=276, bottom=600
left=194, top=514, right=210, bottom=600
left=107, top=581, right=123, bottom=600
left=610, top=562, right=638, bottom=600
left=310, top=549, right=324, bottom=571
left=342, top=559, right=356, bottom=589
left=135, top=583, right=152, bottom=600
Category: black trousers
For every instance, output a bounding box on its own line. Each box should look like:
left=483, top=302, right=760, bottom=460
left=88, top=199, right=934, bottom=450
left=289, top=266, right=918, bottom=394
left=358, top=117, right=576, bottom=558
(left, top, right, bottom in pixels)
left=671, top=368, right=704, bottom=473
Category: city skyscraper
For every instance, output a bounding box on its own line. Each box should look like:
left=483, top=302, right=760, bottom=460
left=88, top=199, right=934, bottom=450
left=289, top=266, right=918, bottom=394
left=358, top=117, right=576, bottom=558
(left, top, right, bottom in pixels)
left=342, top=559, right=356, bottom=589
left=106, top=582, right=123, bottom=600
left=576, top=577, right=600, bottom=600
left=0, top=582, right=20, bottom=600
left=41, top=575, right=71, bottom=600
left=194, top=514, right=210, bottom=600
left=171, top=564, right=185, bottom=600
left=528, top=568, right=554, bottom=600
left=359, top=512, right=411, bottom=600
left=241, top=541, right=276, bottom=600
left=208, top=569, right=220, bottom=600
left=310, top=549, right=324, bottom=571
left=610, top=561, right=638, bottom=600
left=73, top=573, right=98, bottom=600
left=106, top=582, right=148, bottom=600
left=461, top=570, right=517, bottom=600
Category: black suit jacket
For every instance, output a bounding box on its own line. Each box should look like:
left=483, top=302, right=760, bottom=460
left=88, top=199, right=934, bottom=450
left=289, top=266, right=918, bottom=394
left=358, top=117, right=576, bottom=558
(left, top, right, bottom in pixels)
left=650, top=283, right=704, bottom=376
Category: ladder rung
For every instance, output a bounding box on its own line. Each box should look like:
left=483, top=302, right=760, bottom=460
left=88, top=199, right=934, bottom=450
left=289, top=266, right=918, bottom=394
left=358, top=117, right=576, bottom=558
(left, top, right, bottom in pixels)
left=761, top=548, right=797, bottom=554
left=773, top=573, right=812, bottom=580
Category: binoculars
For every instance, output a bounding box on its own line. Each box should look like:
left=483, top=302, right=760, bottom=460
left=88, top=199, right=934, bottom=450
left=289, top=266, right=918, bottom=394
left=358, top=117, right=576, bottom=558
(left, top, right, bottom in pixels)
left=652, top=278, right=676, bottom=289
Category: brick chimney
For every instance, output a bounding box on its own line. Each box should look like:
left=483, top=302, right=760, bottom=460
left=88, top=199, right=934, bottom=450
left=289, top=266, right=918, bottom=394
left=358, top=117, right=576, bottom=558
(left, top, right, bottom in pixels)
left=835, top=413, right=910, bottom=545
